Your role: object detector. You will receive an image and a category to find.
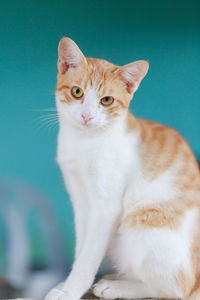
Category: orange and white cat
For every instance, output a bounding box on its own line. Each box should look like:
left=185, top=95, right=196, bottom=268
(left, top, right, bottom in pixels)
left=45, top=37, right=200, bottom=300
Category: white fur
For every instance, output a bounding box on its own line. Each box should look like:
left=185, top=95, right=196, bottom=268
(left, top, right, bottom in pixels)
left=107, top=208, right=197, bottom=298
left=45, top=86, right=196, bottom=300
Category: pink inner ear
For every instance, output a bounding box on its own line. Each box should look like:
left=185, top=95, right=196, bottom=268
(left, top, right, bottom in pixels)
left=126, top=81, right=135, bottom=94
left=60, top=62, right=69, bottom=74
left=58, top=57, right=77, bottom=75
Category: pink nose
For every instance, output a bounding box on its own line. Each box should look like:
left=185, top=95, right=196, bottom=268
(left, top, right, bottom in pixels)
left=81, top=113, right=93, bottom=124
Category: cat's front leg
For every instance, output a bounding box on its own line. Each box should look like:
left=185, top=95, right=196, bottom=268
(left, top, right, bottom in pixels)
left=62, top=168, right=89, bottom=259
left=72, top=199, right=89, bottom=259
left=45, top=200, right=120, bottom=300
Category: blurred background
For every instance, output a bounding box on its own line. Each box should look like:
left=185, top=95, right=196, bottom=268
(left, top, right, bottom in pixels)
left=0, top=0, right=200, bottom=298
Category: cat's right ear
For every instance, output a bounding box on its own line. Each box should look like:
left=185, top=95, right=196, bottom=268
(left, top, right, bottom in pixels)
left=57, top=37, right=87, bottom=74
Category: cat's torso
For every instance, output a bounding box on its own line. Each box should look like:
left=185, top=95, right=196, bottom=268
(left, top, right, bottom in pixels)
left=57, top=114, right=200, bottom=290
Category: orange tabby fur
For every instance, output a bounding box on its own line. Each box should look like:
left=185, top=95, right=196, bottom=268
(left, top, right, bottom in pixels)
left=125, top=114, right=200, bottom=299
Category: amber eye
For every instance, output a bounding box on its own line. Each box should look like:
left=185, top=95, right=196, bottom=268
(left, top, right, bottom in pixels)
left=100, top=96, right=114, bottom=106
left=71, top=86, right=84, bottom=98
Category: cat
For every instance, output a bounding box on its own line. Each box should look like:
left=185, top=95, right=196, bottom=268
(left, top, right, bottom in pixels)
left=45, top=37, right=200, bottom=300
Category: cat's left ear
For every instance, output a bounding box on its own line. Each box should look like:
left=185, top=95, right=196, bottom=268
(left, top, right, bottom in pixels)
left=57, top=37, right=87, bottom=74
left=120, top=60, right=149, bottom=94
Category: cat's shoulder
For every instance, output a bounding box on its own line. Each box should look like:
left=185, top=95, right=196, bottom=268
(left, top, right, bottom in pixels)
left=137, top=117, right=180, bottom=135
left=127, top=112, right=194, bottom=155
left=135, top=116, right=186, bottom=144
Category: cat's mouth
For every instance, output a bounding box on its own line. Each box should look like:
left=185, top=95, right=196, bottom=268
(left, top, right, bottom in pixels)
left=80, top=122, right=97, bottom=130
left=81, top=121, right=94, bottom=128
left=78, top=120, right=105, bottom=131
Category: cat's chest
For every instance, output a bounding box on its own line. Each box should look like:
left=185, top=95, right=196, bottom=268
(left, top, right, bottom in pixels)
left=56, top=127, right=138, bottom=177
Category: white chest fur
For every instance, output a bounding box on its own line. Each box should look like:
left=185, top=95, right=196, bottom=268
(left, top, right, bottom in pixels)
left=56, top=120, right=140, bottom=201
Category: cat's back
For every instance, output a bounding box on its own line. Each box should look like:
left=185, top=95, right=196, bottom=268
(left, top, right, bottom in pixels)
left=135, top=117, right=200, bottom=184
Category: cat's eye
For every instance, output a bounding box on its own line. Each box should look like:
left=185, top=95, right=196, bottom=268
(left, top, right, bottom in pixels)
left=100, top=96, right=114, bottom=106
left=71, top=86, right=84, bottom=98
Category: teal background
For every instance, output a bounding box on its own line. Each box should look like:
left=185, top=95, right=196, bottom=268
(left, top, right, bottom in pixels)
left=0, top=0, right=200, bottom=266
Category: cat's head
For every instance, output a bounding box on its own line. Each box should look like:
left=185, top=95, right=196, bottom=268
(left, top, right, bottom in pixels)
left=56, top=37, right=149, bottom=130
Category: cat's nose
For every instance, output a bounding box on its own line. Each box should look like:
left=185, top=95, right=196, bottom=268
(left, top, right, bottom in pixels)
left=81, top=113, right=93, bottom=124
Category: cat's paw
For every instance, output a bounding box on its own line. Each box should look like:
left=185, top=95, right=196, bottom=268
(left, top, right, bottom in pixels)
left=45, top=284, right=78, bottom=300
left=93, top=279, right=120, bottom=299
left=45, top=286, right=66, bottom=300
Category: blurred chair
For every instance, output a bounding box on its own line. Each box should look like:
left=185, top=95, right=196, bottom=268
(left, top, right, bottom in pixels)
left=0, top=178, right=68, bottom=299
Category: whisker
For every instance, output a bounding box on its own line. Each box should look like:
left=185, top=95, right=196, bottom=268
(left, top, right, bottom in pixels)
left=33, top=121, right=57, bottom=134
left=45, top=121, right=58, bottom=130
left=32, top=114, right=57, bottom=120
left=31, top=113, right=58, bottom=121
left=37, top=118, right=58, bottom=130
left=31, top=116, right=57, bottom=128
left=31, top=109, right=59, bottom=131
